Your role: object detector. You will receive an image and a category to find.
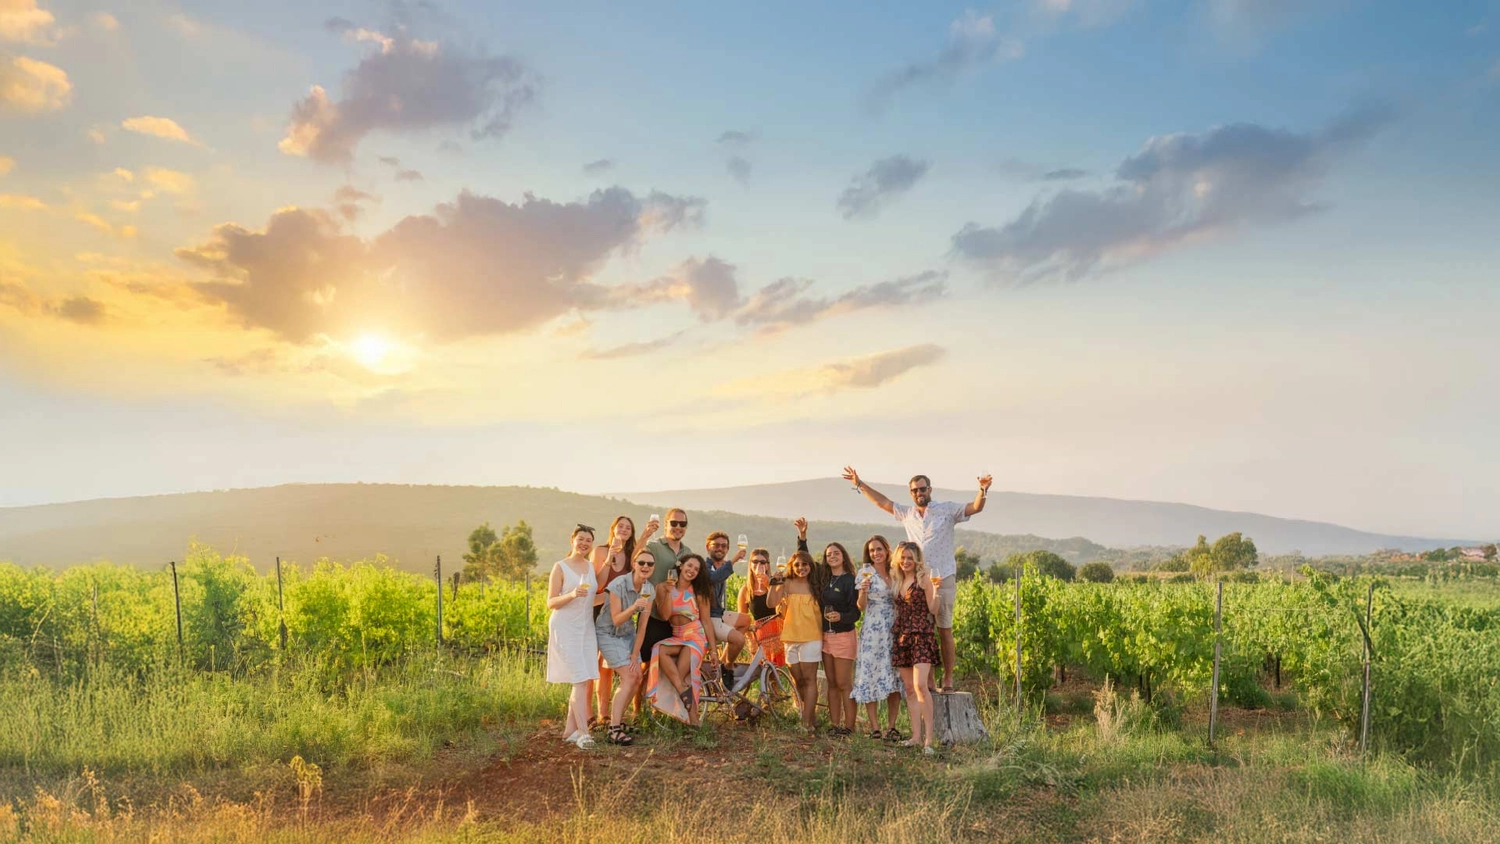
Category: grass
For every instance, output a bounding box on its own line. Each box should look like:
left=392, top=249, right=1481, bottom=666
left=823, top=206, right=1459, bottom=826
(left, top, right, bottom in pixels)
left=2, top=654, right=1498, bottom=842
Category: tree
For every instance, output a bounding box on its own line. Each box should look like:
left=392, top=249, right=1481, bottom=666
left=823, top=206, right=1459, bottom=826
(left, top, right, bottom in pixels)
left=1187, top=532, right=1258, bottom=577
left=1001, top=550, right=1076, bottom=582
left=1483, top=544, right=1497, bottom=562
left=955, top=547, right=982, bottom=581
left=495, top=520, right=539, bottom=581
left=986, top=560, right=1014, bottom=584
left=462, top=522, right=501, bottom=581
left=1078, top=562, right=1115, bottom=583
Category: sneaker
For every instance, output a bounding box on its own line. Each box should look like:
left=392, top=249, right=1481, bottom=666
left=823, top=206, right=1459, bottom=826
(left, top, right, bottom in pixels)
left=563, top=730, right=583, bottom=745
left=576, top=734, right=597, bottom=750
left=922, top=745, right=936, bottom=756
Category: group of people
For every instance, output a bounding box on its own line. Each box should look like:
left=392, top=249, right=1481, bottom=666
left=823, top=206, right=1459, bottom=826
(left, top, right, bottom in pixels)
left=545, top=468, right=993, bottom=753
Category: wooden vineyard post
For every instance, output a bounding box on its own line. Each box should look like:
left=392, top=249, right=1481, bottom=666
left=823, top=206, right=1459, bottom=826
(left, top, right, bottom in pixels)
left=1359, top=582, right=1374, bottom=755
left=169, top=560, right=184, bottom=663
left=435, top=555, right=445, bottom=646
left=1014, top=570, right=1023, bottom=713
left=276, top=556, right=288, bottom=652
left=91, top=581, right=100, bottom=665
left=525, top=573, right=532, bottom=650
left=1209, top=580, right=1223, bottom=747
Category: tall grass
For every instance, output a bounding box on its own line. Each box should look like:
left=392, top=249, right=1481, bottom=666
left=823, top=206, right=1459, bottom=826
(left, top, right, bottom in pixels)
left=0, top=649, right=561, bottom=788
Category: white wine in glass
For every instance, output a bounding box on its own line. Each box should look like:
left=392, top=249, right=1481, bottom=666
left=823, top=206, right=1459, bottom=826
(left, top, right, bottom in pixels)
left=737, top=534, right=748, bottom=554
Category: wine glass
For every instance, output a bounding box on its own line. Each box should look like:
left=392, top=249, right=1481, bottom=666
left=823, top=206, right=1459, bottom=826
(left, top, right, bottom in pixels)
left=737, top=534, right=748, bottom=554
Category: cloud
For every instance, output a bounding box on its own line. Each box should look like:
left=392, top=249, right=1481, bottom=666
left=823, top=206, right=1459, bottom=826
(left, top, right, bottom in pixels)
left=143, top=167, right=195, bottom=194
left=394, top=168, right=424, bottom=182
left=865, top=11, right=1023, bottom=112
left=726, top=155, right=752, bottom=185
left=951, top=107, right=1393, bottom=283
left=378, top=155, right=402, bottom=168
left=735, top=270, right=948, bottom=333
left=0, top=192, right=45, bottom=209
left=0, top=0, right=59, bottom=45
left=0, top=55, right=72, bottom=114
left=582, top=158, right=614, bottom=175
left=53, top=295, right=105, bottom=324
left=90, top=12, right=119, bottom=32
left=716, top=130, right=755, bottom=146
left=0, top=155, right=14, bottom=175
left=1030, top=0, right=1137, bottom=28
left=171, top=186, right=705, bottom=343
left=279, top=33, right=535, bottom=164
left=602, top=256, right=741, bottom=322
left=715, top=344, right=948, bottom=400
left=121, top=116, right=199, bottom=145
left=579, top=329, right=688, bottom=360
left=75, top=211, right=136, bottom=238
left=836, top=155, right=930, bottom=220
left=1042, top=168, right=1089, bottom=181
left=332, top=185, right=377, bottom=221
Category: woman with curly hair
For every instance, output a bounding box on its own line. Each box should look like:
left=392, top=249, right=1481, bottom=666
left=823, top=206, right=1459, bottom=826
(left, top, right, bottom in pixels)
left=768, top=543, right=825, bottom=734
left=644, top=553, right=719, bottom=725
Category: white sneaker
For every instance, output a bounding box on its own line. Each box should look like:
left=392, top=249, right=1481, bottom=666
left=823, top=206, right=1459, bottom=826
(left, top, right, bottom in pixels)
left=922, top=745, right=936, bottom=756
left=575, top=734, right=596, bottom=750
left=563, top=730, right=583, bottom=745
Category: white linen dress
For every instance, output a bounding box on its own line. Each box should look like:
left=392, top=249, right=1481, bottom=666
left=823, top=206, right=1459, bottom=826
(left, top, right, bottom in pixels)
left=546, top=559, right=600, bottom=684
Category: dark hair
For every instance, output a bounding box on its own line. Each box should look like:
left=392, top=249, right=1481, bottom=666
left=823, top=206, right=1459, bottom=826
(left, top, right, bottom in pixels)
left=822, top=542, right=854, bottom=575
left=908, top=474, right=931, bottom=489
left=705, top=531, right=730, bottom=545
left=676, top=553, right=712, bottom=598
left=571, top=524, right=595, bottom=539
left=787, top=550, right=826, bottom=610
left=607, top=515, right=636, bottom=565
left=862, top=535, right=892, bottom=569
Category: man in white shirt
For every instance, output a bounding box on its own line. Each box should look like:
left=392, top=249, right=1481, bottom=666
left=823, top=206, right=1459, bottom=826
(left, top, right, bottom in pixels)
left=841, top=466, right=992, bottom=692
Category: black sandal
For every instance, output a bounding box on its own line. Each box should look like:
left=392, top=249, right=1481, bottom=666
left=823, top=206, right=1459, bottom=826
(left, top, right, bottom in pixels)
left=885, top=728, right=903, bottom=742
left=868, top=729, right=884, bottom=740
left=606, top=725, right=633, bottom=746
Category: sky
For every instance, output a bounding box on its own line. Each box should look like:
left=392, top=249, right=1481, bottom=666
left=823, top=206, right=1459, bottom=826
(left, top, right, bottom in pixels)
left=0, top=0, right=1497, bottom=539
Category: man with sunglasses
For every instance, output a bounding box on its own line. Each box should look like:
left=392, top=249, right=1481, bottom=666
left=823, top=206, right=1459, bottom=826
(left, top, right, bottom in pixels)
left=704, top=531, right=750, bottom=667
left=639, top=508, right=692, bottom=663
left=840, top=467, right=992, bottom=693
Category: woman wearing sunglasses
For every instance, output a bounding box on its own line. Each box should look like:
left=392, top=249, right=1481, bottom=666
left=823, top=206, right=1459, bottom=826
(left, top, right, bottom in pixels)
left=589, top=515, right=656, bottom=730
left=593, top=546, right=656, bottom=745
left=644, top=553, right=719, bottom=725
left=547, top=525, right=601, bottom=749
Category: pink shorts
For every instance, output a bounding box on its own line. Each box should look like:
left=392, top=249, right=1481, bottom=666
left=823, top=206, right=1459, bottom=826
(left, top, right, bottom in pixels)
left=822, top=630, right=857, bottom=661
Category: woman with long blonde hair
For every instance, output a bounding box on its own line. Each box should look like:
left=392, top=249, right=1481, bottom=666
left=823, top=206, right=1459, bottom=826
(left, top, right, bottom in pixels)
left=890, top=541, right=940, bottom=753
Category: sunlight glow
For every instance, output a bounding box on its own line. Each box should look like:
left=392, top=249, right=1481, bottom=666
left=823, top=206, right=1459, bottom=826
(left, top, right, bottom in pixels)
left=350, top=334, right=393, bottom=370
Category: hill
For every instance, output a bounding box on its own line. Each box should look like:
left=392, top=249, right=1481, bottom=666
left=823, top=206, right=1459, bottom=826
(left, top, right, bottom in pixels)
left=616, top=478, right=1467, bottom=556
left=0, top=483, right=1115, bottom=573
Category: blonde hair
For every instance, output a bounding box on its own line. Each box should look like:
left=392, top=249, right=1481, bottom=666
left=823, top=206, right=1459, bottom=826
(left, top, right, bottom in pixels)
left=892, top=541, right=929, bottom=596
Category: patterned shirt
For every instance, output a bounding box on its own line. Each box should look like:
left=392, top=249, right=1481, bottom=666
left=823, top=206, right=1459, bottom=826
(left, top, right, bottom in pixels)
left=890, top=499, right=970, bottom=579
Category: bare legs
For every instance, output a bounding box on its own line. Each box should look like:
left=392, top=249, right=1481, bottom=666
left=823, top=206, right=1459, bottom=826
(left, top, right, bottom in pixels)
left=609, top=662, right=641, bottom=727
left=790, top=661, right=820, bottom=733
left=723, top=628, right=747, bottom=665
left=864, top=692, right=903, bottom=733
left=938, top=626, right=956, bottom=691
left=822, top=654, right=856, bottom=731
left=595, top=659, right=614, bottom=723
left=563, top=680, right=591, bottom=741
left=899, top=664, right=935, bottom=748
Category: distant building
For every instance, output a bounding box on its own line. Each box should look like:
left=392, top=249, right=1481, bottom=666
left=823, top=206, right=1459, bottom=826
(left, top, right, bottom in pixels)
left=1459, top=547, right=1487, bottom=561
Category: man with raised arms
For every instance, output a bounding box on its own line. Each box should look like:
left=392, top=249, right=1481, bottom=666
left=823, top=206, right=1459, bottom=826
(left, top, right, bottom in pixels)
left=840, top=467, right=992, bottom=693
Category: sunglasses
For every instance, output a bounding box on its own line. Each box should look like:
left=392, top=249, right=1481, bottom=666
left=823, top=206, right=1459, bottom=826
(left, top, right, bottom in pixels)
left=636, top=559, right=655, bottom=567
left=909, top=486, right=930, bottom=494
left=668, top=520, right=688, bottom=528
left=750, top=559, right=770, bottom=566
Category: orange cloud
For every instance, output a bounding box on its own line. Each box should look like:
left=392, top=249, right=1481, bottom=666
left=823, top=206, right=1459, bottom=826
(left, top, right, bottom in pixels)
left=121, top=115, right=199, bottom=145
left=0, top=55, right=72, bottom=114
left=0, top=0, right=59, bottom=46
left=0, top=193, right=46, bottom=210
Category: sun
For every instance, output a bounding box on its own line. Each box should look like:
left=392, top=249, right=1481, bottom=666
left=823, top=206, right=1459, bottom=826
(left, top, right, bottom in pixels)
left=350, top=334, right=393, bottom=370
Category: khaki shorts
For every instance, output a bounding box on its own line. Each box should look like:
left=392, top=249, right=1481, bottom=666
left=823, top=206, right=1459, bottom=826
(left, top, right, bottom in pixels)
left=935, top=575, right=957, bottom=628
left=710, top=611, right=746, bottom=641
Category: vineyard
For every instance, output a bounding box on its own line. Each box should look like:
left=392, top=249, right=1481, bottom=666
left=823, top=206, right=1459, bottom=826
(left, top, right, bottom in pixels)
left=2, top=545, right=1497, bottom=782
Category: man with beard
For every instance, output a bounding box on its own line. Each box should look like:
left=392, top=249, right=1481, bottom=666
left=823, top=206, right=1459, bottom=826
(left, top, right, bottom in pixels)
left=703, top=531, right=750, bottom=667
left=840, top=467, right=992, bottom=693
left=640, top=508, right=691, bottom=664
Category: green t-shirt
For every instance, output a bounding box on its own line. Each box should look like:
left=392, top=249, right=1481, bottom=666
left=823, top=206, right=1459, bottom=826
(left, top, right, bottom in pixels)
left=646, top=537, right=690, bottom=585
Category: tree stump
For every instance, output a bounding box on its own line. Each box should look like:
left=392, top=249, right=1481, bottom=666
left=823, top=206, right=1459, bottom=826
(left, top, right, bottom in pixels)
left=932, top=691, right=989, bottom=744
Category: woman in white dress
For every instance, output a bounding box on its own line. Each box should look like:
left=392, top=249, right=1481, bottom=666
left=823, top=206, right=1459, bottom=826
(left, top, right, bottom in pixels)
left=547, top=524, right=601, bottom=749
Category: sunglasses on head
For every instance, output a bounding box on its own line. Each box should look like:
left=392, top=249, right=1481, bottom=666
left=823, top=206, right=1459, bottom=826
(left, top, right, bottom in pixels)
left=576, top=523, right=595, bottom=534
left=669, top=520, right=688, bottom=528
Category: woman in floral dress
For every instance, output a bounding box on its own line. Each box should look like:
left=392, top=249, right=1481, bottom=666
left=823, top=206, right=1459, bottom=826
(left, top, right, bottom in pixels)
left=851, top=534, right=905, bottom=740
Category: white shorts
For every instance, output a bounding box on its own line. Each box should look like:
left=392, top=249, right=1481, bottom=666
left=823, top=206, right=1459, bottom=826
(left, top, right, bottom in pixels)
left=711, top=611, right=746, bottom=641
left=784, top=640, right=823, bottom=664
